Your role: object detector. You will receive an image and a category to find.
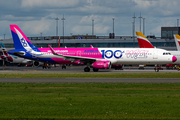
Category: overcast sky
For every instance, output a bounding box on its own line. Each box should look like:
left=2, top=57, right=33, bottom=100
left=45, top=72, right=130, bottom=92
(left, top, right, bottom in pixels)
left=0, top=0, right=179, bottom=39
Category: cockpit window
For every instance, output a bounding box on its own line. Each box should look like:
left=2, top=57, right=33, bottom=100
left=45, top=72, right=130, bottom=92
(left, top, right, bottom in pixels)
left=163, top=52, right=171, bottom=55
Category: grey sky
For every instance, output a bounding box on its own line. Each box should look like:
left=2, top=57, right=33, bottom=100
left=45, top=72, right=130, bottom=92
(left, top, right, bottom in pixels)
left=0, top=0, right=179, bottom=39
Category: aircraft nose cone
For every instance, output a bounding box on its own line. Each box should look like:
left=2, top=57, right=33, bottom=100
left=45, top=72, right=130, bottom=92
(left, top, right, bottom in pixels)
left=172, top=56, right=177, bottom=62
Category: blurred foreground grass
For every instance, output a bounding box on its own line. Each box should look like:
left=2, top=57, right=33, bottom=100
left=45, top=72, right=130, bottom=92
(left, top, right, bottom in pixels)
left=0, top=83, right=180, bottom=119
left=0, top=73, right=180, bottom=78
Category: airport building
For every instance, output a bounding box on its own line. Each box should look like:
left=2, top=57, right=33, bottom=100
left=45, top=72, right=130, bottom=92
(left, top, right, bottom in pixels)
left=0, top=33, right=177, bottom=51
left=0, top=26, right=179, bottom=55
left=161, top=27, right=180, bottom=39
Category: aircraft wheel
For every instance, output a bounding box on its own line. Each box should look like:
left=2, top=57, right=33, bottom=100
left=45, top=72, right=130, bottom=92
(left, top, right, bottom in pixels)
left=155, top=69, right=159, bottom=72
left=62, top=65, right=66, bottom=69
left=93, top=68, right=99, bottom=72
left=84, top=67, right=90, bottom=72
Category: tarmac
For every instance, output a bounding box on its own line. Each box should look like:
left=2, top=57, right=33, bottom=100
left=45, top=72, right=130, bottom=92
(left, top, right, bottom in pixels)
left=0, top=78, right=180, bottom=83
left=0, top=65, right=179, bottom=73
left=0, top=66, right=179, bottom=83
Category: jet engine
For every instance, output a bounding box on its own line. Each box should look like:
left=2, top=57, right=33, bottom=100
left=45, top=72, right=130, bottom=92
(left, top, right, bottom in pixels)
left=7, top=56, right=13, bottom=62
left=33, top=61, right=43, bottom=67
left=0, top=55, right=6, bottom=60
left=92, top=61, right=111, bottom=69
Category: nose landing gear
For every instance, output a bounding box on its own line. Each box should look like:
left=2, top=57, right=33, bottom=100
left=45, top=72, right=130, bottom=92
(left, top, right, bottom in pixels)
left=84, top=67, right=90, bottom=72
left=154, top=65, right=163, bottom=72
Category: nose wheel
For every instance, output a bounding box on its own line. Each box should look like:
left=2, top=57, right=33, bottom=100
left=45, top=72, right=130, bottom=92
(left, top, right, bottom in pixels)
left=84, top=67, right=90, bottom=72
left=154, top=65, right=162, bottom=72
left=154, top=68, right=159, bottom=72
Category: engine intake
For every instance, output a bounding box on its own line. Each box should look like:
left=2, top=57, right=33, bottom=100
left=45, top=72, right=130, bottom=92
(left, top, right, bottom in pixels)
left=92, top=61, right=111, bottom=69
left=33, top=61, right=43, bottom=67
left=7, top=56, right=13, bottom=62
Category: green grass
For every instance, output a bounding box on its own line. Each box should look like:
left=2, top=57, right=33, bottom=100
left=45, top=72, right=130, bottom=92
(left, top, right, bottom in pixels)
left=0, top=83, right=180, bottom=119
left=0, top=73, right=180, bottom=78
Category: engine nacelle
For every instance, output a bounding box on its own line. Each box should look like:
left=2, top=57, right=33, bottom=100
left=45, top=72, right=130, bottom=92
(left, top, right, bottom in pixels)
left=92, top=61, right=111, bottom=69
left=0, top=55, right=6, bottom=60
left=33, top=61, right=43, bottom=67
left=7, top=56, right=13, bottom=62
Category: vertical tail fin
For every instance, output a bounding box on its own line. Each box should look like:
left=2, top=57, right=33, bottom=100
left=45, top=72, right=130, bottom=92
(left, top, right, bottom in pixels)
left=0, top=43, right=8, bottom=56
left=0, top=43, right=5, bottom=48
left=10, top=25, right=37, bottom=50
left=136, top=31, right=154, bottom=48
left=174, top=34, right=180, bottom=51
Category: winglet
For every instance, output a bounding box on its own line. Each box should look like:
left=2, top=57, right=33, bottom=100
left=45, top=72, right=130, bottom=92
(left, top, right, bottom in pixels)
left=48, top=45, right=57, bottom=55
left=90, top=45, right=94, bottom=48
left=136, top=31, right=154, bottom=48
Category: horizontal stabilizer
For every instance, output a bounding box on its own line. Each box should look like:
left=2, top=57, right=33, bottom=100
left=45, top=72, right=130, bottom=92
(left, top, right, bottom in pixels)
left=8, top=49, right=25, bottom=56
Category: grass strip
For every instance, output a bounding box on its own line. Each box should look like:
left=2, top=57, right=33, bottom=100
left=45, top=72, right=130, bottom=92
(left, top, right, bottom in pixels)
left=0, top=83, right=180, bottom=119
left=0, top=73, right=180, bottom=78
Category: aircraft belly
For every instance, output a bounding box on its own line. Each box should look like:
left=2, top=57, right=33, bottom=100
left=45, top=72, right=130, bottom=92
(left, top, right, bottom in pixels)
left=11, top=58, right=24, bottom=63
left=115, top=56, right=172, bottom=64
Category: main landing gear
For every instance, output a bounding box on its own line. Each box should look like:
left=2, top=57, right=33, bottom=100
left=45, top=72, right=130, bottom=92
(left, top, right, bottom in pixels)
left=154, top=65, right=163, bottom=72
left=84, top=67, right=99, bottom=72
left=154, top=68, right=159, bottom=72
left=62, top=64, right=66, bottom=69
left=84, top=67, right=90, bottom=72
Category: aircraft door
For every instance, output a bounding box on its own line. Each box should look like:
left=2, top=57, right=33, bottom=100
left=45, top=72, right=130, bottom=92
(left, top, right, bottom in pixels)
left=153, top=50, right=158, bottom=59
left=77, top=51, right=81, bottom=56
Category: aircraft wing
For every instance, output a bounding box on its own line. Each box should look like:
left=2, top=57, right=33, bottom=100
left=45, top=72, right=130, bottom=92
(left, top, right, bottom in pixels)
left=48, top=45, right=102, bottom=63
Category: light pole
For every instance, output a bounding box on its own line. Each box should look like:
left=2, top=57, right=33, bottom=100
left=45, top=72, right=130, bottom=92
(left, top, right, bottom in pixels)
left=132, top=22, right=134, bottom=36
left=70, top=33, right=73, bottom=39
left=55, top=16, right=59, bottom=36
left=132, top=13, right=136, bottom=47
left=92, top=19, right=94, bottom=39
left=138, top=12, right=142, bottom=32
left=112, top=18, right=115, bottom=33
left=40, top=32, right=42, bottom=40
left=177, top=19, right=179, bottom=27
left=61, top=14, right=65, bottom=47
left=55, top=16, right=59, bottom=46
left=143, top=18, right=145, bottom=35
left=112, top=18, right=115, bottom=39
left=3, top=34, right=5, bottom=40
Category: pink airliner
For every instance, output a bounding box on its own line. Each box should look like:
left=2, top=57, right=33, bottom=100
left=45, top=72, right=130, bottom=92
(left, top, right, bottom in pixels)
left=8, top=25, right=177, bottom=72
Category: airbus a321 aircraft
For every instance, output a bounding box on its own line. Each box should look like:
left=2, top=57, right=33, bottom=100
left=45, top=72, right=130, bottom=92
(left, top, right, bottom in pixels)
left=8, top=25, right=177, bottom=72
left=136, top=31, right=180, bottom=65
